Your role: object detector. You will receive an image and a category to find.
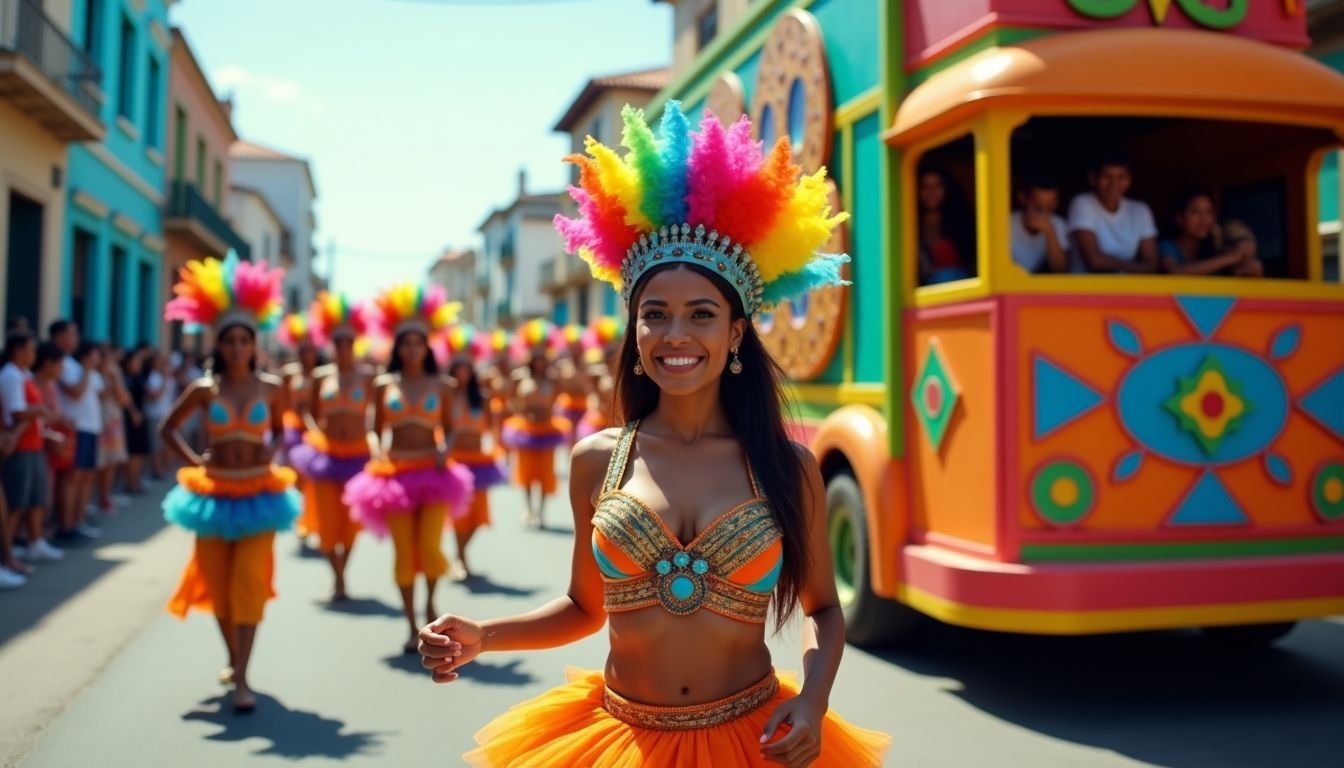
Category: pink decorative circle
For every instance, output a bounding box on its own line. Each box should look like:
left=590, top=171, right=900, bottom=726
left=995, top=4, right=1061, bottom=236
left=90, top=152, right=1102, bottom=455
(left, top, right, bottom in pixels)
left=923, top=378, right=944, bottom=416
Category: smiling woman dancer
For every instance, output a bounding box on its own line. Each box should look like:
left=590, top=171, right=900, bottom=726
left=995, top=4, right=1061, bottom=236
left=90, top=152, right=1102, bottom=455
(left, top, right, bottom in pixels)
left=289, top=293, right=372, bottom=601
left=418, top=104, right=889, bottom=767
left=160, top=252, right=299, bottom=714
left=342, top=285, right=474, bottom=652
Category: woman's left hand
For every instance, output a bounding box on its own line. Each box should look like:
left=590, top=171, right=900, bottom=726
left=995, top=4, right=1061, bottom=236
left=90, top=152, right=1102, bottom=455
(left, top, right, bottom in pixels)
left=760, top=695, right=825, bottom=767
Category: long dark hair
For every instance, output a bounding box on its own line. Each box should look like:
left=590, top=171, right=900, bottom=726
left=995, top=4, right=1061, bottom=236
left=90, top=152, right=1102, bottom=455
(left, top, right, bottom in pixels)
left=613, top=262, right=808, bottom=631
left=210, top=324, right=257, bottom=374
left=387, top=331, right=438, bottom=375
left=1167, top=187, right=1218, bottom=261
left=451, top=360, right=484, bottom=411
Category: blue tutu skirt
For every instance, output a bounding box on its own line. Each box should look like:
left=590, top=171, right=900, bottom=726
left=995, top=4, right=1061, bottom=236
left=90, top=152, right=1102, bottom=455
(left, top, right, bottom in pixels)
left=162, top=466, right=301, bottom=541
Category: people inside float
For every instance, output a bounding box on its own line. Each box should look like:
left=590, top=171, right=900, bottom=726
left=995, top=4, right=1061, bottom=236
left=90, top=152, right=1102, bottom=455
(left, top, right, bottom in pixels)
left=418, top=103, right=889, bottom=767
left=159, top=252, right=301, bottom=713
left=341, top=284, right=473, bottom=653
left=1068, top=151, right=1159, bottom=274
left=288, top=294, right=373, bottom=602
left=1158, top=189, right=1265, bottom=278
left=1010, top=172, right=1071, bottom=274
left=917, top=162, right=976, bottom=285
left=444, top=338, right=505, bottom=582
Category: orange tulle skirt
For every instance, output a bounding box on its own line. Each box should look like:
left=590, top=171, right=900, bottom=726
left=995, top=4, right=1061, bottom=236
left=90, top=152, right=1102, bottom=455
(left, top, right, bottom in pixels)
left=464, top=668, right=890, bottom=768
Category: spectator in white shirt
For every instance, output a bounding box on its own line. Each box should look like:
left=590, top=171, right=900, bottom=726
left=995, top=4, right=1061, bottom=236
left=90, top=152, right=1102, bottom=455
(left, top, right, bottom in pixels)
left=1011, top=174, right=1070, bottom=274
left=52, top=320, right=104, bottom=544
left=1068, top=152, right=1159, bottom=274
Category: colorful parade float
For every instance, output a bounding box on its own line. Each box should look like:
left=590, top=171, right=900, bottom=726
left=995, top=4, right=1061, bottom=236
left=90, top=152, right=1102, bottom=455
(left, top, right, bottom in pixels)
left=649, top=0, right=1344, bottom=644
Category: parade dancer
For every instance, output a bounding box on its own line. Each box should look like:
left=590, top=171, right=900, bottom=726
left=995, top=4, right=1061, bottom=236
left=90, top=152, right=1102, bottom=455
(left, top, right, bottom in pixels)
left=288, top=293, right=372, bottom=601
left=277, top=313, right=319, bottom=545
left=342, top=284, right=473, bottom=652
left=551, top=324, right=589, bottom=443
left=419, top=104, right=889, bottom=766
left=441, top=326, right=505, bottom=581
left=500, top=321, right=568, bottom=529
left=160, top=252, right=299, bottom=714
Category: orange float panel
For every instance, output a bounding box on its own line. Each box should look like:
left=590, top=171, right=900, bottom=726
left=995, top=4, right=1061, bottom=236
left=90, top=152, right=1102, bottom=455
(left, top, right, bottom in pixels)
left=906, top=302, right=1000, bottom=555
left=1006, top=293, right=1344, bottom=561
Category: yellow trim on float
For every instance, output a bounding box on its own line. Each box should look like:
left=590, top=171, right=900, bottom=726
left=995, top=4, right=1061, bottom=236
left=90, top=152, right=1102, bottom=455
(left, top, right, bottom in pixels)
left=835, top=86, right=882, bottom=129
left=897, top=584, right=1344, bottom=635
left=789, top=383, right=886, bottom=406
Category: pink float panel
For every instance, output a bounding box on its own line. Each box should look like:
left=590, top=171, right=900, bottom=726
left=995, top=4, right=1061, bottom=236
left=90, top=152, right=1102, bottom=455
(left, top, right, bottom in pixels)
left=904, top=0, right=1310, bottom=71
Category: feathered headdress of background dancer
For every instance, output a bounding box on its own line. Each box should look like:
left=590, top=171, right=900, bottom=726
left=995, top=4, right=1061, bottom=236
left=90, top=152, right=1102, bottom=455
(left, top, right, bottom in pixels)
left=164, top=251, right=284, bottom=334
left=554, top=101, right=848, bottom=316
left=276, top=312, right=311, bottom=349
left=368, top=283, right=460, bottom=339
left=307, top=291, right=368, bottom=347
left=584, top=316, right=623, bottom=349
left=511, top=318, right=555, bottom=361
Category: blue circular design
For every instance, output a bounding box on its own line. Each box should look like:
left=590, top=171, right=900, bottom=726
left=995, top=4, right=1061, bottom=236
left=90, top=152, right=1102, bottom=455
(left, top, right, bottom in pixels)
left=351, top=388, right=363, bottom=401
left=655, top=559, right=672, bottom=576
left=787, top=78, right=806, bottom=146
left=673, top=552, right=691, bottom=568
left=424, top=394, right=439, bottom=411
left=1117, top=343, right=1288, bottom=466
left=692, top=559, right=709, bottom=575
left=670, top=576, right=695, bottom=601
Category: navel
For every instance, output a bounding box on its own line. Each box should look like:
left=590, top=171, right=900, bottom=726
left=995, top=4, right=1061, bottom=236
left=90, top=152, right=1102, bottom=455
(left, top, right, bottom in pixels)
left=681, top=686, right=690, bottom=696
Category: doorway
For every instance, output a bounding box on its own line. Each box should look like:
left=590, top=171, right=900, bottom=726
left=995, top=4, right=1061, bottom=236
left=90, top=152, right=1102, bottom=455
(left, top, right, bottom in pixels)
left=5, top=192, right=44, bottom=331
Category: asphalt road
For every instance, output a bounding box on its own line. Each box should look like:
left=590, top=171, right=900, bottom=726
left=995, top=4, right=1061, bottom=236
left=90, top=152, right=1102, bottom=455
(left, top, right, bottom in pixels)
left=1, top=472, right=1340, bottom=767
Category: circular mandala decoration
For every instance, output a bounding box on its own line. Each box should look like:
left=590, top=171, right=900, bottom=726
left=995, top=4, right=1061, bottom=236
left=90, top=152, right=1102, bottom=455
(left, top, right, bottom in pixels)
left=750, top=9, right=833, bottom=174
left=1030, top=460, right=1096, bottom=526
left=755, top=181, right=849, bottom=380
left=1311, top=463, right=1344, bottom=521
left=706, top=71, right=745, bottom=127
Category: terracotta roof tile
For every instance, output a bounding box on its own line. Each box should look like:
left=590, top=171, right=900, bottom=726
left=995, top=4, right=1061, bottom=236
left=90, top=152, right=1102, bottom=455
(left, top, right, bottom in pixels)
left=553, top=66, right=670, bottom=132
left=230, top=140, right=303, bottom=162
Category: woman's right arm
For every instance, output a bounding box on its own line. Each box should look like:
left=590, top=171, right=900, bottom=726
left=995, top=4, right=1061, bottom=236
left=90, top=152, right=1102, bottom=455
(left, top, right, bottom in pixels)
left=159, top=380, right=209, bottom=466
left=418, top=433, right=611, bottom=683
left=366, top=376, right=388, bottom=460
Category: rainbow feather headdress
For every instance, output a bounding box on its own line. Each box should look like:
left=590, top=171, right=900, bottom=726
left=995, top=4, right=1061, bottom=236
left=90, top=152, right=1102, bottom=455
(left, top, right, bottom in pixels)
left=307, top=292, right=368, bottom=347
left=369, top=283, right=460, bottom=339
left=164, top=251, right=284, bottom=334
left=276, top=312, right=311, bottom=349
left=553, top=102, right=848, bottom=317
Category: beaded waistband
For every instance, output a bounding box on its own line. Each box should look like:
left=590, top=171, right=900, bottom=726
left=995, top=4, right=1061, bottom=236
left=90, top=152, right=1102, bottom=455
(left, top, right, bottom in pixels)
left=602, top=572, right=771, bottom=624
left=603, top=671, right=778, bottom=731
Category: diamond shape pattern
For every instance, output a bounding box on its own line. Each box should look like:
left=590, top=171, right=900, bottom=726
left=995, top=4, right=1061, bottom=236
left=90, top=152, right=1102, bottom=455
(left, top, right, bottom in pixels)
left=912, top=339, right=959, bottom=452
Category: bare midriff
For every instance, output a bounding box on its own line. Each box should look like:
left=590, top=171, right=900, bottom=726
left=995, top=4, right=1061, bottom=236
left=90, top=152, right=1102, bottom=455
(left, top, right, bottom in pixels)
left=210, top=438, right=271, bottom=470
left=603, top=608, right=772, bottom=705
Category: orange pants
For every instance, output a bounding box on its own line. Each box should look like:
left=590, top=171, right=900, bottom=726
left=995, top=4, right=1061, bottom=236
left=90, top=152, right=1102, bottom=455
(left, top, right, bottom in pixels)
left=295, top=476, right=317, bottom=538
left=167, top=532, right=276, bottom=624
left=387, top=504, right=448, bottom=587
left=514, top=448, right=557, bottom=495
left=452, top=492, right=491, bottom=539
left=311, top=479, right=359, bottom=553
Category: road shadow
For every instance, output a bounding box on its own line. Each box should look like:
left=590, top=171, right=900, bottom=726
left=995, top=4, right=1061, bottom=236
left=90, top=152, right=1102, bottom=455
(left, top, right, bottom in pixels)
left=379, top=651, right=536, bottom=687
left=182, top=692, right=386, bottom=759
left=319, top=595, right=402, bottom=618
left=458, top=573, right=540, bottom=598
left=0, top=487, right=172, bottom=648
left=533, top=523, right=574, bottom=536
left=866, top=617, right=1344, bottom=767
left=380, top=650, right=428, bottom=677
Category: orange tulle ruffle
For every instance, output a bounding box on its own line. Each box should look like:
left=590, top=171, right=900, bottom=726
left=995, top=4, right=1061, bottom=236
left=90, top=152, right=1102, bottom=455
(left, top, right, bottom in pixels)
left=464, top=668, right=890, bottom=768
left=282, top=410, right=305, bottom=430
left=302, top=430, right=370, bottom=459
left=176, top=465, right=298, bottom=498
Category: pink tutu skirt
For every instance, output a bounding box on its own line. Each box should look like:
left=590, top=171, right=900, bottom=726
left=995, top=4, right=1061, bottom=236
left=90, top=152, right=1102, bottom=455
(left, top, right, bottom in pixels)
left=341, top=456, right=473, bottom=537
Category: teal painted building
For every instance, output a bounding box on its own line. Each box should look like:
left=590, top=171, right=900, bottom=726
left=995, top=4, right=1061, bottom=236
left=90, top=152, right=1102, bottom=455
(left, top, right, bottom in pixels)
left=63, top=0, right=171, bottom=346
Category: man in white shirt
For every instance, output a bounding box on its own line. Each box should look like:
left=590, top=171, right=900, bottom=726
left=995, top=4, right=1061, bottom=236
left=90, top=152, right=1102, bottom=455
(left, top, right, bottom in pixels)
left=1011, top=174, right=1070, bottom=274
left=49, top=320, right=103, bottom=543
left=1068, top=152, right=1159, bottom=273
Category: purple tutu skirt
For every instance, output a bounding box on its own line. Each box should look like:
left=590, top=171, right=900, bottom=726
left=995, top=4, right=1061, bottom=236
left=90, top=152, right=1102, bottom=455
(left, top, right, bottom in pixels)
left=501, top=421, right=568, bottom=451
left=461, top=460, right=506, bottom=490
left=342, top=462, right=474, bottom=537
left=290, top=442, right=368, bottom=484
left=283, top=427, right=304, bottom=450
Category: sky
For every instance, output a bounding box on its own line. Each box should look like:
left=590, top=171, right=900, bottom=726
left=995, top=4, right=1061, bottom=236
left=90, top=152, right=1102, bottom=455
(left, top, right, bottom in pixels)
left=169, top=0, right=673, bottom=302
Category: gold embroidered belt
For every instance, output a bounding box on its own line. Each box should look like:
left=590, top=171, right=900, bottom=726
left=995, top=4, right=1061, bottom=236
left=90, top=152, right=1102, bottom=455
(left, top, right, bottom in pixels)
left=603, top=671, right=778, bottom=730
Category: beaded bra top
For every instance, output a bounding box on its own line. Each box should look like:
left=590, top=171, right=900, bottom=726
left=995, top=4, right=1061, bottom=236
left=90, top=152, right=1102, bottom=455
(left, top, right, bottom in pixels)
left=205, top=394, right=268, bottom=444
left=591, top=421, right=783, bottom=624
left=319, top=375, right=367, bottom=416
left=384, top=379, right=440, bottom=430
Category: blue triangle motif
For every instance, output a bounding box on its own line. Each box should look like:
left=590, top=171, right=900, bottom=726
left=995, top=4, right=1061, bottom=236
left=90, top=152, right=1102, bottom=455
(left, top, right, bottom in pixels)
left=1169, top=472, right=1248, bottom=525
left=1174, top=295, right=1236, bottom=339
left=1298, top=367, right=1344, bottom=440
left=1033, top=355, right=1106, bottom=440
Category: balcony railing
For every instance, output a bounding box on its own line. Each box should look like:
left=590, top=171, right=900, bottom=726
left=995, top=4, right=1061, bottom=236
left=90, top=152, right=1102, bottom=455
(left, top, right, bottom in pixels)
left=0, top=0, right=103, bottom=141
left=166, top=181, right=252, bottom=260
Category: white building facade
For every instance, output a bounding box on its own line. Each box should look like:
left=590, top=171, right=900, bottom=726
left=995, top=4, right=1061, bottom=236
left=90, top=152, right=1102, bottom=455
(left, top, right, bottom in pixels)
left=228, top=140, right=318, bottom=312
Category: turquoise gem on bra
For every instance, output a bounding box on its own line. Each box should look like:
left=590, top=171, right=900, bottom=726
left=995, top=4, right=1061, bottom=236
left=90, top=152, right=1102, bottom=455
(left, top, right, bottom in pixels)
left=670, top=576, right=695, bottom=601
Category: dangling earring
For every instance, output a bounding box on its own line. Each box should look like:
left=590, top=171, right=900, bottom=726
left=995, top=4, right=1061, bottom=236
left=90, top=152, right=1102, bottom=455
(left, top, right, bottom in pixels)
left=729, top=349, right=743, bottom=375
left=633, top=358, right=644, bottom=376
